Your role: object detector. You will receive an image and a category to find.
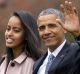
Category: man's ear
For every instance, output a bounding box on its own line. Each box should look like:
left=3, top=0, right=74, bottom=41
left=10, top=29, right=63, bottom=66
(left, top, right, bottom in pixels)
left=63, top=29, right=67, bottom=34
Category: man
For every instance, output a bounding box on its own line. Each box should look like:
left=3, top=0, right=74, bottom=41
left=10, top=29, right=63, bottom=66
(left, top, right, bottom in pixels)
left=33, top=1, right=80, bottom=74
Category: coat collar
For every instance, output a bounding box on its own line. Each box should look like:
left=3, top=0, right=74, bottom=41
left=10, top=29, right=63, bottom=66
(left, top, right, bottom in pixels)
left=14, top=52, right=27, bottom=64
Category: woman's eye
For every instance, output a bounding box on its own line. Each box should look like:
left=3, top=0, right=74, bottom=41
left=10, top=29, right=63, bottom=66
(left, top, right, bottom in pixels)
left=14, top=29, right=21, bottom=33
left=6, top=27, right=10, bottom=31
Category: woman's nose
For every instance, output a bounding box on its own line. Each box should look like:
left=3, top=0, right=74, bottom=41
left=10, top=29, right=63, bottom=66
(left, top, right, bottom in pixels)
left=7, top=30, right=13, bottom=36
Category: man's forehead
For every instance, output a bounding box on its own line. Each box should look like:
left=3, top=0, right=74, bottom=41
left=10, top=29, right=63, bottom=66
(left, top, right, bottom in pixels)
left=37, top=14, right=63, bottom=27
left=38, top=14, right=58, bottom=21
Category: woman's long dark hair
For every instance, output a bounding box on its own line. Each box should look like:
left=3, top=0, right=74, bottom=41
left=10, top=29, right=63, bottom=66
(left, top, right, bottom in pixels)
left=6, top=11, right=42, bottom=68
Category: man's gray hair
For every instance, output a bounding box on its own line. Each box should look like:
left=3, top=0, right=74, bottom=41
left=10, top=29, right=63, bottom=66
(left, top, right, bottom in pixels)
left=38, top=8, right=64, bottom=21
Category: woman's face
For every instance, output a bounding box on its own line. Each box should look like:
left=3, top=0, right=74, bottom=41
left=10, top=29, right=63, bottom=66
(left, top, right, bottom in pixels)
left=5, top=16, right=25, bottom=49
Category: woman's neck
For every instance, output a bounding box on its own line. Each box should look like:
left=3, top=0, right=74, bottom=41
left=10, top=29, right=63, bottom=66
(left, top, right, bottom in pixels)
left=12, top=45, right=24, bottom=59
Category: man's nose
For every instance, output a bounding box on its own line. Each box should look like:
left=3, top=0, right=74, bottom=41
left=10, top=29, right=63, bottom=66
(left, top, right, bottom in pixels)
left=44, top=27, right=51, bottom=35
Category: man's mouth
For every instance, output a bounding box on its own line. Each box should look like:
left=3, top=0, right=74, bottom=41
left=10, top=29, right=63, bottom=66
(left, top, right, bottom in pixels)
left=43, top=36, right=55, bottom=41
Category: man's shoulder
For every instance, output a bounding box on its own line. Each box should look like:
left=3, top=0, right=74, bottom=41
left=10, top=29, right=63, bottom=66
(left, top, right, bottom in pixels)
left=70, top=41, right=80, bottom=49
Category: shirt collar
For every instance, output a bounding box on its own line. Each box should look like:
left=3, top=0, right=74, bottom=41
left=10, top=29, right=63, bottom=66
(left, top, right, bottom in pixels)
left=48, top=39, right=66, bottom=57
left=14, top=52, right=27, bottom=64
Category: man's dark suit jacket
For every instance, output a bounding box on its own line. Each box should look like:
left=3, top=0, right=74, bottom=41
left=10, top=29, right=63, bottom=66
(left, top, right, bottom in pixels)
left=33, top=39, right=80, bottom=74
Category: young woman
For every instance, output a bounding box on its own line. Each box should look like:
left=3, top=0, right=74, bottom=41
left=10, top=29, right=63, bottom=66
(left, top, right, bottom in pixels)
left=0, top=11, right=41, bottom=74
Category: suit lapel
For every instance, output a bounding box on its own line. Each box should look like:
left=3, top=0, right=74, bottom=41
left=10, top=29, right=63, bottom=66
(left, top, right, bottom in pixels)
left=33, top=42, right=70, bottom=74
left=49, top=42, right=70, bottom=73
left=33, top=52, right=47, bottom=74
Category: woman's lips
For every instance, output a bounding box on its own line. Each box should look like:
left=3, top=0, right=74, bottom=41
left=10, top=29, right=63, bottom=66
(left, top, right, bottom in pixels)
left=6, top=38, right=14, bottom=43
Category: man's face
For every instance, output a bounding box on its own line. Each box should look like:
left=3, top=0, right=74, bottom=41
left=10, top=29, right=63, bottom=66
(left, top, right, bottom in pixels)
left=37, top=14, right=66, bottom=50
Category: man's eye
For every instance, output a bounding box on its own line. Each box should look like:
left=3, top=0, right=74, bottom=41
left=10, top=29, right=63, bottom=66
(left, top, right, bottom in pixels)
left=48, top=24, right=57, bottom=28
left=38, top=26, right=45, bottom=31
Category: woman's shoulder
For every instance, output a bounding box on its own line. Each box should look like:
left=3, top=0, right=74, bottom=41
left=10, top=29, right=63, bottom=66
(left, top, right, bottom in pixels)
left=21, top=56, right=35, bottom=71
left=25, top=57, right=35, bottom=63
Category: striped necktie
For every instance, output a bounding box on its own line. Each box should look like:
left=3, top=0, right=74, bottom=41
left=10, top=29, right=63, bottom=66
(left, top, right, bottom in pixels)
left=45, top=54, right=55, bottom=74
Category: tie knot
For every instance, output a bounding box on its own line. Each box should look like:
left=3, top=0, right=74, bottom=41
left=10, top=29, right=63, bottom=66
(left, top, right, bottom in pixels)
left=48, top=54, right=54, bottom=61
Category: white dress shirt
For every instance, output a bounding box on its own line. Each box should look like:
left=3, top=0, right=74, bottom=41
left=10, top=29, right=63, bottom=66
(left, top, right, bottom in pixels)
left=37, top=39, right=66, bottom=74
